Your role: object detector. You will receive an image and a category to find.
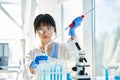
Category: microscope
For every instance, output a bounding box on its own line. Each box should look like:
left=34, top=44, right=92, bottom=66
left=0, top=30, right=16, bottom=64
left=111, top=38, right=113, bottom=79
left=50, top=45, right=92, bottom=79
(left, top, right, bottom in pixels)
left=72, top=42, right=91, bottom=80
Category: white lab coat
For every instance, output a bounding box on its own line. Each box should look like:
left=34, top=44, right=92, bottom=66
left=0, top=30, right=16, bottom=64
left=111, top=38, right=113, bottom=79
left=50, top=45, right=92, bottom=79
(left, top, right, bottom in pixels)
left=25, top=38, right=79, bottom=80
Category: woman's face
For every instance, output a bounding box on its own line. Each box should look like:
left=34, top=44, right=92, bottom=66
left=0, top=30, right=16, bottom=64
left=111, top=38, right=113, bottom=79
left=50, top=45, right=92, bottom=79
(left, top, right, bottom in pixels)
left=36, top=23, right=55, bottom=44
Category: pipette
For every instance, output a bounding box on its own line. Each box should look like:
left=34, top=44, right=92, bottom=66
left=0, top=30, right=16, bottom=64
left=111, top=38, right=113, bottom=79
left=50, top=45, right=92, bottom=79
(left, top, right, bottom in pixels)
left=64, top=8, right=94, bottom=30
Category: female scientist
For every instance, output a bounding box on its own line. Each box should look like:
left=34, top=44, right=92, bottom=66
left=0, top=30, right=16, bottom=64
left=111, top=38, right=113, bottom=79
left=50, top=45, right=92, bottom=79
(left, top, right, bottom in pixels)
left=26, top=13, right=82, bottom=80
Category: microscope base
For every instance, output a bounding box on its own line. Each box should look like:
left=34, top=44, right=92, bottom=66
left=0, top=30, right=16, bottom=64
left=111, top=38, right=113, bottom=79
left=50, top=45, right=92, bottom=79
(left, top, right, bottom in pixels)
left=75, top=75, right=91, bottom=80
left=78, top=78, right=90, bottom=80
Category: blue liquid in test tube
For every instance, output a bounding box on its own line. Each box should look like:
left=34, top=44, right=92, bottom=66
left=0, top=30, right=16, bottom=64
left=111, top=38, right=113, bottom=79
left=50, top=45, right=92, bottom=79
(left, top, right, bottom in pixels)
left=56, top=64, right=62, bottom=80
left=57, top=65, right=59, bottom=80
left=54, top=65, right=57, bottom=80
left=50, top=66, right=53, bottom=80
left=67, top=73, right=71, bottom=80
left=43, top=68, right=46, bottom=80
left=105, top=67, right=109, bottom=80
left=60, top=65, right=63, bottom=80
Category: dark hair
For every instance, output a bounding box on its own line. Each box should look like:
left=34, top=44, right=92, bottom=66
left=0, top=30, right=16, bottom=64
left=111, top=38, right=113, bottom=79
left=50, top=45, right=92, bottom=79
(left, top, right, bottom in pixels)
left=34, top=14, right=56, bottom=34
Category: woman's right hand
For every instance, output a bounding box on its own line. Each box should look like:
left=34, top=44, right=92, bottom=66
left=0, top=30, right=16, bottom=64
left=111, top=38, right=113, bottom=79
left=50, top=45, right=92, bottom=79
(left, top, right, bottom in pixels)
left=69, top=16, right=83, bottom=37
left=30, top=55, right=48, bottom=69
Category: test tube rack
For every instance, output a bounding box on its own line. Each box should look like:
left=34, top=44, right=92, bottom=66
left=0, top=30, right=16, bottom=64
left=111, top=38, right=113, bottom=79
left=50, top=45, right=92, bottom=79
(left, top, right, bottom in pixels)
left=38, top=58, right=71, bottom=80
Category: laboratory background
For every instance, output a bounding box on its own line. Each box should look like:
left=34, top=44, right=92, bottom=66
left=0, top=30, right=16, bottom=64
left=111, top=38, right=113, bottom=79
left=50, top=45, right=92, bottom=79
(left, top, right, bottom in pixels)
left=0, top=0, right=120, bottom=80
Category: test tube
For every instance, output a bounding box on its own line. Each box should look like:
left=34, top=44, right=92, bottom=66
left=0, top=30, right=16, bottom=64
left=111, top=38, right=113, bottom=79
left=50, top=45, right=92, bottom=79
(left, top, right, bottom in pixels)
left=54, top=64, right=57, bottom=80
left=105, top=67, right=109, bottom=80
left=66, top=73, right=71, bottom=80
left=46, top=62, right=50, bottom=80
left=39, top=61, right=43, bottom=80
left=50, top=63, right=53, bottom=80
left=59, top=64, right=63, bottom=80
left=57, top=65, right=59, bottom=80
left=43, top=65, right=46, bottom=80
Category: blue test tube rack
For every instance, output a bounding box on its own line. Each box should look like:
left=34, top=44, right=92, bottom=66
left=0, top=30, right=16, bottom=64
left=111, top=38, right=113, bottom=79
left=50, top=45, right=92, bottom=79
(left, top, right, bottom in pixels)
left=38, top=59, right=72, bottom=80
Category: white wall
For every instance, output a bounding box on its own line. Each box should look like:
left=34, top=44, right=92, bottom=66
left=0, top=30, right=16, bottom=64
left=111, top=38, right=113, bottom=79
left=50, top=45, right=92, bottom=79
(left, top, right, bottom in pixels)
left=83, top=0, right=95, bottom=78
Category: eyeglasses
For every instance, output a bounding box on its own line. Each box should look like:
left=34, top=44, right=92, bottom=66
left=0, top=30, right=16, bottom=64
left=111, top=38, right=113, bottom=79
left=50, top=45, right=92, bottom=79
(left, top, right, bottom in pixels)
left=37, top=27, right=54, bottom=34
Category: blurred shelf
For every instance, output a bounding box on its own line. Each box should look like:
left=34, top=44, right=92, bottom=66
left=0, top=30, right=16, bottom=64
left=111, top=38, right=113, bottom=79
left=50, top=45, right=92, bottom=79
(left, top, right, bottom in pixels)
left=0, top=66, right=20, bottom=73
